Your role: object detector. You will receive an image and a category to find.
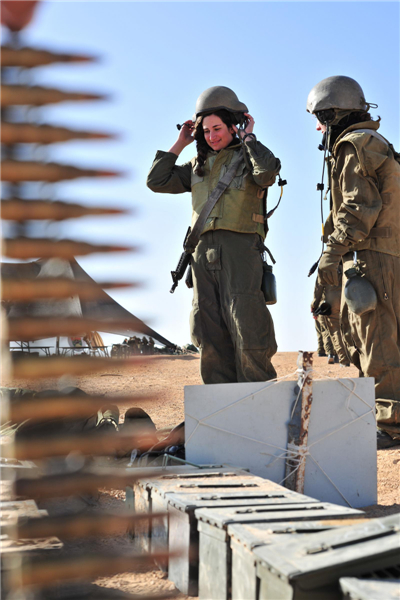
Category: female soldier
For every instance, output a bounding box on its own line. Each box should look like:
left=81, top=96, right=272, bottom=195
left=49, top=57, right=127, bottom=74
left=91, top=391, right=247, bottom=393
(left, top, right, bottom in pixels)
left=147, top=86, right=281, bottom=384
left=307, top=75, right=400, bottom=447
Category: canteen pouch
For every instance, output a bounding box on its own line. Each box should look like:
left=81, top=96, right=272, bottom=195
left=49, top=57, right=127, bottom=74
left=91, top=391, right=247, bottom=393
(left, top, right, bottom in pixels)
left=344, top=267, right=377, bottom=316
left=261, top=262, right=277, bottom=305
left=185, top=264, right=193, bottom=289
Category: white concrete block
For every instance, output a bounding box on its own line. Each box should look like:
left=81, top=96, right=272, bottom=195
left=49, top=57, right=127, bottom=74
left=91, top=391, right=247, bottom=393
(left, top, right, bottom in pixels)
left=185, top=378, right=377, bottom=508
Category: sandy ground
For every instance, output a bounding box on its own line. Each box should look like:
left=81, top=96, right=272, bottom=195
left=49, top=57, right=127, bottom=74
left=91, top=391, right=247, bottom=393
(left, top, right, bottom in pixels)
left=6, top=352, right=400, bottom=598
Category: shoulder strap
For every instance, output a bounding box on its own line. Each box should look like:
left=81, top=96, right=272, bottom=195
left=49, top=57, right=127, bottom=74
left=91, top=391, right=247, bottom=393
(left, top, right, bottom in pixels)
left=349, top=128, right=389, bottom=145
left=184, top=150, right=244, bottom=253
left=348, top=129, right=400, bottom=165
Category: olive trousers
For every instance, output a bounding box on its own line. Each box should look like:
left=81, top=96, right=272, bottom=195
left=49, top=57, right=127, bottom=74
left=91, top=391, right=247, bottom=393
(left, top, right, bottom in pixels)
left=341, top=250, right=400, bottom=439
left=315, top=318, right=334, bottom=355
left=315, top=318, right=326, bottom=354
left=190, top=230, right=277, bottom=384
left=322, top=282, right=350, bottom=365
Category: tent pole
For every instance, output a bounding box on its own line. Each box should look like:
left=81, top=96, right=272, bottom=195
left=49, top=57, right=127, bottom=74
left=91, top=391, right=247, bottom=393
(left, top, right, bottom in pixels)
left=56, top=336, right=60, bottom=355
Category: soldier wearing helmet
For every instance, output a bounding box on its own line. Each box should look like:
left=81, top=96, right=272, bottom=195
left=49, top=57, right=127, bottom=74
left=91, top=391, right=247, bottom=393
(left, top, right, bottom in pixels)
left=147, top=86, right=281, bottom=384
left=307, top=75, right=400, bottom=447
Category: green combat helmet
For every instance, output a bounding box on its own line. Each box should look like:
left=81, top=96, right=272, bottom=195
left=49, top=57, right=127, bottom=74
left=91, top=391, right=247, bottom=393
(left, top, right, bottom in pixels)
left=194, top=86, right=248, bottom=124
left=306, top=75, right=367, bottom=116
left=306, top=76, right=374, bottom=127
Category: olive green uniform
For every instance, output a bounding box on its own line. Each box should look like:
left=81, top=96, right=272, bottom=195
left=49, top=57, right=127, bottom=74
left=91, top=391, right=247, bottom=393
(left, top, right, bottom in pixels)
left=315, top=317, right=329, bottom=355
left=190, top=229, right=277, bottom=383
left=315, top=317, right=334, bottom=356
left=147, top=140, right=280, bottom=383
left=323, top=121, right=400, bottom=438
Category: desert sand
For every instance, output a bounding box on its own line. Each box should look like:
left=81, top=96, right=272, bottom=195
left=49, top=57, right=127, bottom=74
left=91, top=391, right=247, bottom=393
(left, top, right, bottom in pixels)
left=8, top=352, right=400, bottom=598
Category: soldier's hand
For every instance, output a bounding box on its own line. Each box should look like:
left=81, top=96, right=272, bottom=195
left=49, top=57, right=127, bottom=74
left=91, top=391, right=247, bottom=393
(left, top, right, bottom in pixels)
left=232, top=113, right=255, bottom=139
left=169, top=120, right=195, bottom=156
left=318, top=251, right=341, bottom=287
left=178, top=120, right=195, bottom=146
left=312, top=280, right=324, bottom=312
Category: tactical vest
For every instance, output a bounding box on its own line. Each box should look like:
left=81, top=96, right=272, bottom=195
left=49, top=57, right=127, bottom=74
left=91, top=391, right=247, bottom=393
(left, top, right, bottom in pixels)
left=190, top=144, right=266, bottom=238
left=330, top=122, right=400, bottom=257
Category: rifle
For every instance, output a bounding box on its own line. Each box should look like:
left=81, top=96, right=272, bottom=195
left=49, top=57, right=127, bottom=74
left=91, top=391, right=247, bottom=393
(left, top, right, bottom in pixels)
left=170, top=227, right=192, bottom=293
left=169, top=151, right=246, bottom=294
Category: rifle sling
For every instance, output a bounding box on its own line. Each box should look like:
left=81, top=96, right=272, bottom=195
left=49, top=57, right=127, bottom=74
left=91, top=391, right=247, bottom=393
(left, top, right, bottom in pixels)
left=184, top=150, right=244, bottom=254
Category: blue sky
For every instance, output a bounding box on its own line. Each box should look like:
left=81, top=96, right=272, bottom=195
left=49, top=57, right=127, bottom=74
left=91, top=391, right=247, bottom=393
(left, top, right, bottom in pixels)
left=5, top=1, right=399, bottom=350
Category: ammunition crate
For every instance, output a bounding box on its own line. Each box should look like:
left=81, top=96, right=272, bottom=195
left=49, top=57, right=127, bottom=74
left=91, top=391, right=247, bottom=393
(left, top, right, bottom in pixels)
left=128, top=466, right=251, bottom=555
left=147, top=470, right=271, bottom=573
left=229, top=518, right=370, bottom=600
left=196, top=503, right=363, bottom=600
left=253, top=514, right=400, bottom=600
left=340, top=576, right=400, bottom=599
left=166, top=488, right=320, bottom=596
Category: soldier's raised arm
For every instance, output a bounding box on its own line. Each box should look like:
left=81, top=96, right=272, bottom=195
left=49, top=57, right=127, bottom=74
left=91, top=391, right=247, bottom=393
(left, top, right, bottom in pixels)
left=147, top=120, right=194, bottom=194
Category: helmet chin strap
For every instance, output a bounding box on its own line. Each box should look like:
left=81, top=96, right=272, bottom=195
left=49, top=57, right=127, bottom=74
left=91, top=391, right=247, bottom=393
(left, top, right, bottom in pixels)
left=237, top=118, right=252, bottom=171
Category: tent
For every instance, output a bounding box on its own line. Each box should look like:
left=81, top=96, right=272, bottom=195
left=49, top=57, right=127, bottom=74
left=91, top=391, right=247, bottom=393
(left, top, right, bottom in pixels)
left=2, top=258, right=175, bottom=348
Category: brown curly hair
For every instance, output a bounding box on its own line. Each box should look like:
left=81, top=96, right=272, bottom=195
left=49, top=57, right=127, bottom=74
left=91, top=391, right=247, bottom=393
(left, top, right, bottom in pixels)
left=193, top=109, right=238, bottom=176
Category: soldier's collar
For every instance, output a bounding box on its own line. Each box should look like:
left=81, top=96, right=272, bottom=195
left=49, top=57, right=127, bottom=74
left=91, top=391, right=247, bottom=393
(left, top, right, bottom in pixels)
left=332, top=120, right=380, bottom=152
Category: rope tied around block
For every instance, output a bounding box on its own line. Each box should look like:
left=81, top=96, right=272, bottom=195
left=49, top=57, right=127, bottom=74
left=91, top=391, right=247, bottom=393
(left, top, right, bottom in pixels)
left=185, top=369, right=299, bottom=446
left=185, top=370, right=375, bottom=508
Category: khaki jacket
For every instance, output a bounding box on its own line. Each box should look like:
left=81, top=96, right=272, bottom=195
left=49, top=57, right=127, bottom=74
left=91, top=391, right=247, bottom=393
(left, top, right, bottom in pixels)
left=325, top=121, right=400, bottom=257
left=147, top=140, right=280, bottom=239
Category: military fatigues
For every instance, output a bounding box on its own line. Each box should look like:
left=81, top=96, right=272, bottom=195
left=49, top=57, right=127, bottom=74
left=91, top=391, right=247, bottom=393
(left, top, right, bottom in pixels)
left=147, top=140, right=280, bottom=383
left=315, top=317, right=335, bottom=356
left=315, top=317, right=329, bottom=355
left=322, top=282, right=349, bottom=364
left=324, top=121, right=400, bottom=438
